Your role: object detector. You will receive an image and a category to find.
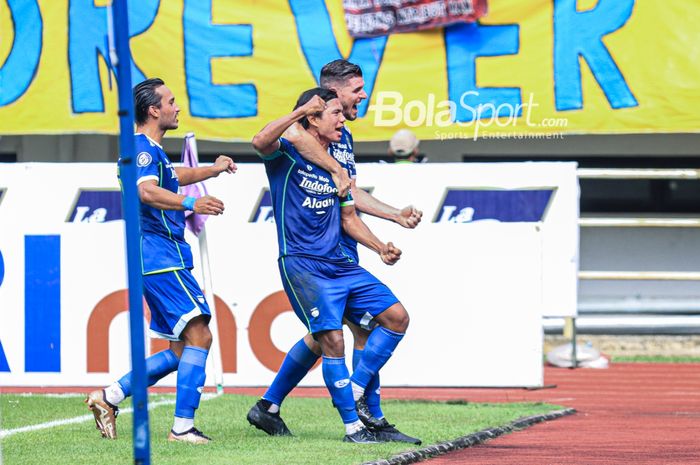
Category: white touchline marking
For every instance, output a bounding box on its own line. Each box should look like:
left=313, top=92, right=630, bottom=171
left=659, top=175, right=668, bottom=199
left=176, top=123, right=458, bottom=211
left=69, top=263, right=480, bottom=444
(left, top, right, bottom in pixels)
left=0, top=393, right=220, bottom=439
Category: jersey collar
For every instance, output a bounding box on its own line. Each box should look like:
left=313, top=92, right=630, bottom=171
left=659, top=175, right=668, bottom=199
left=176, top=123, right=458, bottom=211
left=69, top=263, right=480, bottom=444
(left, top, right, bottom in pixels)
left=135, top=132, right=163, bottom=149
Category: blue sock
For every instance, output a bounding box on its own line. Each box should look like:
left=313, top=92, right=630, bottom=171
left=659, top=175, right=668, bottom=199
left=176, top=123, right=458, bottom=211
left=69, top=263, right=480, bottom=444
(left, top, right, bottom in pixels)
left=352, top=349, right=383, bottom=419
left=117, top=349, right=179, bottom=397
left=263, top=338, right=319, bottom=406
left=350, top=327, right=404, bottom=390
left=322, top=356, right=358, bottom=424
left=174, top=346, right=209, bottom=419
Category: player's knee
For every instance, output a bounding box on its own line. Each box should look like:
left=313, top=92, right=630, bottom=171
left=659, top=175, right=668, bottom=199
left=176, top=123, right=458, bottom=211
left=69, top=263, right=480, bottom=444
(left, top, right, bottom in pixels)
left=396, top=311, right=410, bottom=333
left=200, top=326, right=213, bottom=349
left=316, top=330, right=345, bottom=357
left=388, top=310, right=409, bottom=333
left=377, top=304, right=410, bottom=333
left=325, top=332, right=345, bottom=355
left=182, top=317, right=212, bottom=349
left=303, top=334, right=323, bottom=356
left=189, top=327, right=212, bottom=350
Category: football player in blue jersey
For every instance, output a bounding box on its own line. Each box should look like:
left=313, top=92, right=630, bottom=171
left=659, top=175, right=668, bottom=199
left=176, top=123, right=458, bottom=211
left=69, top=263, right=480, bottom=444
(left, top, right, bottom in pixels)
left=247, top=61, right=422, bottom=444
left=249, top=87, right=407, bottom=443
left=86, top=78, right=236, bottom=445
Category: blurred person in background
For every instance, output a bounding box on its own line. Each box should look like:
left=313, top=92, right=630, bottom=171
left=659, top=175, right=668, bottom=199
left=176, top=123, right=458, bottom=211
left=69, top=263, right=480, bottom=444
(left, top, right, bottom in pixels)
left=389, top=129, right=422, bottom=163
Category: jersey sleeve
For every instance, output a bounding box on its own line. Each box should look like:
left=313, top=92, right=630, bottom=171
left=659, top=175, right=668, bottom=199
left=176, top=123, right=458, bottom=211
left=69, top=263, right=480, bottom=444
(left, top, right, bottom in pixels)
left=134, top=140, right=160, bottom=185
left=262, top=138, right=296, bottom=173
left=259, top=138, right=294, bottom=161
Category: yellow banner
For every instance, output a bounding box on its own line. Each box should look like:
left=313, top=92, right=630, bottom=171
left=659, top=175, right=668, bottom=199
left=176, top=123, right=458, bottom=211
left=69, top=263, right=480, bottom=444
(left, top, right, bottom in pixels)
left=1, top=0, right=698, bottom=141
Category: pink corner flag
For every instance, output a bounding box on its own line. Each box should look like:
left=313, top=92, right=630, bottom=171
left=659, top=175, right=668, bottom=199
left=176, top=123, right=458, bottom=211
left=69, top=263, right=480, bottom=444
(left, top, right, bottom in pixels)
left=180, top=133, right=208, bottom=236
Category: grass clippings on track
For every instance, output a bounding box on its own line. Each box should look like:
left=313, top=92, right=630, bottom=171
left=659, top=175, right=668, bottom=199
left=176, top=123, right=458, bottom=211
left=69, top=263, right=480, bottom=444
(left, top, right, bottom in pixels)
left=0, top=393, right=563, bottom=465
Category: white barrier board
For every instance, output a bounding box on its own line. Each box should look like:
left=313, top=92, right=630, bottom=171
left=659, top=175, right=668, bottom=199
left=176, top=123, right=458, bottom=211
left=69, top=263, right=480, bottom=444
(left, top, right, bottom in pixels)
left=0, top=162, right=578, bottom=387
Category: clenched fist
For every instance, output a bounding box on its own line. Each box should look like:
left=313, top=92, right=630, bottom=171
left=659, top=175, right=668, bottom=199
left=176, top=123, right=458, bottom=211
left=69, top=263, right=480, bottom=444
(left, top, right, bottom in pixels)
left=380, top=242, right=402, bottom=265
left=300, top=95, right=327, bottom=116
left=396, top=206, right=422, bottom=229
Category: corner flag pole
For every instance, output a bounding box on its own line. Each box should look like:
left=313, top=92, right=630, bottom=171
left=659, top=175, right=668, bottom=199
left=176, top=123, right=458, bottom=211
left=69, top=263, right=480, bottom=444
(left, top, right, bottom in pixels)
left=181, top=134, right=224, bottom=393
left=111, top=1, right=150, bottom=464
left=198, top=226, right=225, bottom=393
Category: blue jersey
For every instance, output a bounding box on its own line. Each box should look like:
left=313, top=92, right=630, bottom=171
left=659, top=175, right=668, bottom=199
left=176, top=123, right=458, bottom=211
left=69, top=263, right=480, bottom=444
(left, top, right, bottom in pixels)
left=263, top=138, right=351, bottom=262
left=329, top=126, right=356, bottom=179
left=329, top=127, right=360, bottom=262
left=118, top=133, right=193, bottom=275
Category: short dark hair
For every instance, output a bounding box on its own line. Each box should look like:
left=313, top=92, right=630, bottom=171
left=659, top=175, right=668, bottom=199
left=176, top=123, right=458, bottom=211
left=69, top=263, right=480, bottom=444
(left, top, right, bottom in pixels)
left=319, top=60, right=362, bottom=88
left=293, top=87, right=338, bottom=129
left=133, top=78, right=165, bottom=125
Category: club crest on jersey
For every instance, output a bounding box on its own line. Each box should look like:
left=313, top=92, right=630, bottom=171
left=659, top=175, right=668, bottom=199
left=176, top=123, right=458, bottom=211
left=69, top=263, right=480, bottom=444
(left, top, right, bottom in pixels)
left=434, top=188, right=555, bottom=223
left=136, top=152, right=152, bottom=167
left=67, top=190, right=123, bottom=223
left=249, top=188, right=275, bottom=223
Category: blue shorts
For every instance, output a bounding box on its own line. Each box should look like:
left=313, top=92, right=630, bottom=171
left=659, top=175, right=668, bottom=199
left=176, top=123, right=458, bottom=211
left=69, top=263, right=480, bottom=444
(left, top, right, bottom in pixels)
left=143, top=269, right=211, bottom=341
left=279, top=256, right=399, bottom=334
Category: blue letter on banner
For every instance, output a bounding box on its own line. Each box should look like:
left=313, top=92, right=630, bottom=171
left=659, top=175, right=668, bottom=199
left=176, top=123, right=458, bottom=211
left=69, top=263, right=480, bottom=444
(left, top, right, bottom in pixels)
left=183, top=0, right=257, bottom=118
left=289, top=0, right=387, bottom=118
left=554, top=0, right=638, bottom=111
left=0, top=0, right=42, bottom=107
left=0, top=247, right=4, bottom=287
left=445, top=22, right=521, bottom=122
left=68, top=0, right=159, bottom=113
left=25, top=235, right=61, bottom=372
left=0, top=340, right=9, bottom=372
left=0, top=248, right=7, bottom=372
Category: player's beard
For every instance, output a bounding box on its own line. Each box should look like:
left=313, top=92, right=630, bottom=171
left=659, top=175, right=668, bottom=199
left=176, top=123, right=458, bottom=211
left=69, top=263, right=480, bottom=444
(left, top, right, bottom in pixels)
left=344, top=98, right=362, bottom=121
left=344, top=106, right=358, bottom=122
left=163, top=116, right=179, bottom=130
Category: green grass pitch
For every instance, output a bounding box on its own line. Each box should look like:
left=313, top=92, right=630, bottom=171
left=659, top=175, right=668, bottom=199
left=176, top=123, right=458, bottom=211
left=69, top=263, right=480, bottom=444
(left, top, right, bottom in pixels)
left=0, top=393, right=561, bottom=465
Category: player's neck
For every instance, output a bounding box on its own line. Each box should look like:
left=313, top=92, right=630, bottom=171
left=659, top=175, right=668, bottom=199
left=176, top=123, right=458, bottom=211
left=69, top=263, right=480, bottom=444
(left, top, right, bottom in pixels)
left=136, top=123, right=166, bottom=145
left=308, top=129, right=330, bottom=151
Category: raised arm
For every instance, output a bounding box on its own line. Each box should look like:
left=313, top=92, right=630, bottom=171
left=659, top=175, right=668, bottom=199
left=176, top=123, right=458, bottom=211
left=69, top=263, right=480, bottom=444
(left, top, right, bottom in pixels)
left=175, top=156, right=237, bottom=186
left=138, top=180, right=224, bottom=215
left=341, top=201, right=402, bottom=265
left=352, top=180, right=423, bottom=229
left=285, top=123, right=351, bottom=196
left=252, top=96, right=327, bottom=156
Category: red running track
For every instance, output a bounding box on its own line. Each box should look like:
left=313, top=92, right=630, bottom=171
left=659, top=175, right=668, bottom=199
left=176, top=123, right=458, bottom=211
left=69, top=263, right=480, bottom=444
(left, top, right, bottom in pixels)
left=227, top=363, right=700, bottom=465
left=422, top=363, right=700, bottom=465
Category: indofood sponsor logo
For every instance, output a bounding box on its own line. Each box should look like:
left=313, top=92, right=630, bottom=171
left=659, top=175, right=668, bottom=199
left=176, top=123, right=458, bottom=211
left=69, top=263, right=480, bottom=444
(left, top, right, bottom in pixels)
left=299, top=177, right=336, bottom=195
left=434, top=188, right=555, bottom=223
